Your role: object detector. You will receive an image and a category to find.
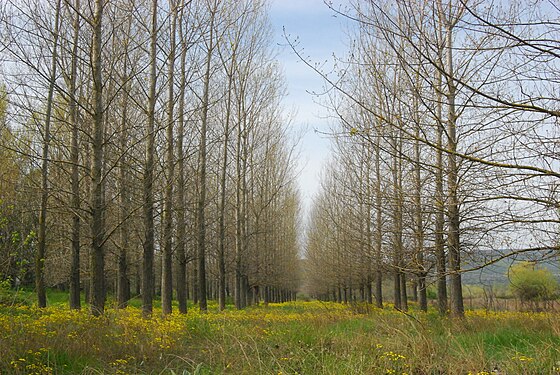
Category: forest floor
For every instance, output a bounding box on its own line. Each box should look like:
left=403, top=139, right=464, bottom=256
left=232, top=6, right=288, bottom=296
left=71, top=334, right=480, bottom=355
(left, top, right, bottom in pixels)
left=0, top=291, right=559, bottom=374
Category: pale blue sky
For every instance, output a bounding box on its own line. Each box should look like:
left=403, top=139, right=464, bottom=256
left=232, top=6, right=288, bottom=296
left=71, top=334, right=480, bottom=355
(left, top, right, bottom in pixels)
left=269, top=0, right=350, bottom=212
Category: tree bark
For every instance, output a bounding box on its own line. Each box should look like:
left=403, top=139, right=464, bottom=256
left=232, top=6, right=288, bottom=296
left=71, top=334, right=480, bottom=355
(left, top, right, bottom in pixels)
left=445, top=12, right=464, bottom=317
left=175, top=2, right=189, bottom=315
left=413, top=97, right=427, bottom=312
left=117, top=19, right=132, bottom=309
left=143, top=0, right=158, bottom=317
left=90, top=0, right=106, bottom=316
left=391, top=128, right=405, bottom=311
left=36, top=0, right=62, bottom=309
left=162, top=0, right=178, bottom=316
left=435, top=17, right=448, bottom=315
left=197, top=1, right=217, bottom=312
left=218, top=47, right=235, bottom=311
left=69, top=0, right=81, bottom=311
left=374, top=131, right=384, bottom=309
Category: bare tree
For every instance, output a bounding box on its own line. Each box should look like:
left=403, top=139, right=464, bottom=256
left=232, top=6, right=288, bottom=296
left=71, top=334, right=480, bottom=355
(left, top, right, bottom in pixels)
left=143, top=0, right=158, bottom=317
left=89, top=0, right=106, bottom=316
left=197, top=0, right=219, bottom=312
left=161, top=0, right=178, bottom=316
left=175, top=0, right=192, bottom=315
left=35, top=0, right=62, bottom=308
left=67, top=0, right=81, bottom=310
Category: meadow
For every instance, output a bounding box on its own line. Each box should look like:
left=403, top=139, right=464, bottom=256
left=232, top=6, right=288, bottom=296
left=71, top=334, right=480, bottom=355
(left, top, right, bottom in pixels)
left=1, top=291, right=559, bottom=374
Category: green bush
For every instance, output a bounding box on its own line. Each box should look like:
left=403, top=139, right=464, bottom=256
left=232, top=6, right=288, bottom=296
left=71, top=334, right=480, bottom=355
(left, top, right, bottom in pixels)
left=0, top=278, right=30, bottom=306
left=0, top=278, right=13, bottom=305
left=508, top=262, right=558, bottom=302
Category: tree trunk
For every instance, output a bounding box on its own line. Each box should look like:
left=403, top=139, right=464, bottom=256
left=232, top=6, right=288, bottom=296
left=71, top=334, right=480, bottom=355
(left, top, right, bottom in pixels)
left=435, top=23, right=448, bottom=315
left=197, top=2, right=217, bottom=312
left=414, top=98, right=427, bottom=312
left=162, top=0, right=177, bottom=316
left=175, top=3, right=189, bottom=315
left=374, top=133, right=384, bottom=309
left=68, top=0, right=81, bottom=311
left=36, top=0, right=62, bottom=309
left=117, top=45, right=131, bottom=309
left=142, top=0, right=158, bottom=317
left=218, top=47, right=235, bottom=311
left=90, top=0, right=106, bottom=316
left=392, top=130, right=403, bottom=311
left=234, top=78, right=244, bottom=311
left=445, top=17, right=464, bottom=318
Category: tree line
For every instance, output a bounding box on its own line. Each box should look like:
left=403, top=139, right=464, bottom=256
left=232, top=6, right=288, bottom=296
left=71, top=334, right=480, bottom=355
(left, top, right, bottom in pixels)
left=0, top=0, right=301, bottom=316
left=304, top=0, right=560, bottom=317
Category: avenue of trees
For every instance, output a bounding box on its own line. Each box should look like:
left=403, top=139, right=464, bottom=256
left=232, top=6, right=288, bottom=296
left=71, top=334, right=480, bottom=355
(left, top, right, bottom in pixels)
left=304, top=0, right=560, bottom=317
left=1, top=0, right=559, bottom=320
left=0, top=0, right=301, bottom=315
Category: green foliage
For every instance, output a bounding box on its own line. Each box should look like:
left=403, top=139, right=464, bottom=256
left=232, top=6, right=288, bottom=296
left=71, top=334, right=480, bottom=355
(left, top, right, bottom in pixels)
left=0, top=278, right=29, bottom=306
left=0, top=83, right=7, bottom=127
left=0, top=278, right=11, bottom=304
left=426, top=285, right=437, bottom=300
left=0, top=96, right=38, bottom=285
left=508, top=262, right=558, bottom=302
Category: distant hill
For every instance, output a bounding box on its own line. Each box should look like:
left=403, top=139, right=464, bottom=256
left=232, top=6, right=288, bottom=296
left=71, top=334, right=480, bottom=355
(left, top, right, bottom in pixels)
left=462, top=255, right=560, bottom=286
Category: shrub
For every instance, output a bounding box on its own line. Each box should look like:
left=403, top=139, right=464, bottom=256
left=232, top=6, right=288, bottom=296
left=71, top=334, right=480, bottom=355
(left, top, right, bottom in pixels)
left=508, top=262, right=558, bottom=303
left=0, top=278, right=14, bottom=305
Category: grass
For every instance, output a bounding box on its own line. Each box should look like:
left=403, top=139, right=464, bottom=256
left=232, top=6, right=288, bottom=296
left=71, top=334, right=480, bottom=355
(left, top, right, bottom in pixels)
left=0, top=291, right=559, bottom=374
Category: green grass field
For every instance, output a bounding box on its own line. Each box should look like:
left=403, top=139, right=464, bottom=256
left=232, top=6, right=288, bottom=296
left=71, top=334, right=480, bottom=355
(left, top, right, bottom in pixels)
left=1, top=290, right=559, bottom=374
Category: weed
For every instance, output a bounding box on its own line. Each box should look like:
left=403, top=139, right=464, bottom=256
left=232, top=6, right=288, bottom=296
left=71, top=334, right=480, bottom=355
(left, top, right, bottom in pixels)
left=0, top=297, right=559, bottom=374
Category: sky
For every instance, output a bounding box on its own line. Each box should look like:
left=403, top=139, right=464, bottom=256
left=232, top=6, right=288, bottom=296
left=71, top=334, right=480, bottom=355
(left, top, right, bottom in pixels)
left=268, top=0, right=350, bottom=214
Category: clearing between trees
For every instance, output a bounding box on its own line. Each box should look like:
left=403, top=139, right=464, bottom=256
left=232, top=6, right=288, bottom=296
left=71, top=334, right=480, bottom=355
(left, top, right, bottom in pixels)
left=1, top=293, right=559, bottom=374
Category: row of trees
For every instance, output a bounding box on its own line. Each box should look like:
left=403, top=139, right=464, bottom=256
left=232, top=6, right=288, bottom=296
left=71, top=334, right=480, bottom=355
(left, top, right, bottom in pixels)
left=304, top=0, right=560, bottom=317
left=0, top=0, right=301, bottom=315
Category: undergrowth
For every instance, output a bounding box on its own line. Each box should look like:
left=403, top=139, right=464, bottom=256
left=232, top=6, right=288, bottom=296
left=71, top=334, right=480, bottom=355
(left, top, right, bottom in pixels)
left=0, top=295, right=559, bottom=374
